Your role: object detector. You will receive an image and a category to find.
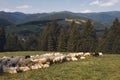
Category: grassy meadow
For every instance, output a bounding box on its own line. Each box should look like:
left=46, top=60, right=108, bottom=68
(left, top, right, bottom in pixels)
left=0, top=51, right=120, bottom=80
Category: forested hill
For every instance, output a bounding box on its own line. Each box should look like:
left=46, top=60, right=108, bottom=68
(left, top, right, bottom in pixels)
left=2, top=11, right=120, bottom=36
left=0, top=18, right=13, bottom=26
left=0, top=11, right=120, bottom=25
left=0, top=18, right=120, bottom=53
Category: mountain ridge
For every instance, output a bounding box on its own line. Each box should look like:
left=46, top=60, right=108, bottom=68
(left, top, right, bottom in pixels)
left=0, top=11, right=120, bottom=25
left=0, top=11, right=120, bottom=36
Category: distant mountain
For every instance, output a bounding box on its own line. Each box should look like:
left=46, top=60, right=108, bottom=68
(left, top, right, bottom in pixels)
left=15, top=13, right=88, bottom=36
left=0, top=17, right=13, bottom=27
left=76, top=11, right=120, bottom=25
left=0, top=11, right=49, bottom=24
left=0, top=11, right=27, bottom=24
left=0, top=11, right=120, bottom=36
left=1, top=11, right=120, bottom=25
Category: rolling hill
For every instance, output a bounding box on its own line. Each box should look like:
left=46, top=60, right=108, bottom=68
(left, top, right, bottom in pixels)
left=76, top=11, right=120, bottom=25
left=0, top=18, right=13, bottom=27
left=0, top=11, right=120, bottom=36
left=1, top=11, right=120, bottom=25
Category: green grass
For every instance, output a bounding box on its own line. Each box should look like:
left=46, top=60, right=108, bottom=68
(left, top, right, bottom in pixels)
left=0, top=52, right=120, bottom=80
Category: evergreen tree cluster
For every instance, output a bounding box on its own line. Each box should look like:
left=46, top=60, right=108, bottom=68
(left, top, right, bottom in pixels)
left=0, top=18, right=120, bottom=53
left=98, top=18, right=120, bottom=53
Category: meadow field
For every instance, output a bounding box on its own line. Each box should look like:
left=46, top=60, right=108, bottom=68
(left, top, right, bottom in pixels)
left=0, top=51, right=120, bottom=80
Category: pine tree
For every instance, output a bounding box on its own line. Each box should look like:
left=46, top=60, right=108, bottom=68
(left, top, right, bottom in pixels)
left=48, top=35, right=54, bottom=51
left=80, top=19, right=97, bottom=52
left=50, top=20, right=60, bottom=51
left=112, top=36, right=120, bottom=53
left=101, top=18, right=120, bottom=53
left=40, top=25, right=50, bottom=51
left=18, top=38, right=26, bottom=51
left=5, top=32, right=20, bottom=51
left=76, top=31, right=82, bottom=52
left=25, top=34, right=39, bottom=51
left=0, top=27, right=6, bottom=51
left=48, top=20, right=60, bottom=51
left=57, top=27, right=68, bottom=52
left=67, top=21, right=80, bottom=52
left=103, top=27, right=108, bottom=38
left=97, top=27, right=108, bottom=52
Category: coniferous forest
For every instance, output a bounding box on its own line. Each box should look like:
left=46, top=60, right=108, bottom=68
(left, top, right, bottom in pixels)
left=0, top=18, right=120, bottom=53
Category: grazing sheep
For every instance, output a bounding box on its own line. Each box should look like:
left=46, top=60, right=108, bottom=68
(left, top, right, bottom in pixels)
left=30, top=64, right=39, bottom=70
left=78, top=52, right=84, bottom=57
left=30, top=58, right=40, bottom=63
left=17, top=66, right=30, bottom=72
left=40, top=53, right=54, bottom=63
left=6, top=57, right=20, bottom=67
left=2, top=56, right=8, bottom=59
left=0, top=52, right=103, bottom=74
left=38, top=58, right=48, bottom=64
left=53, top=56, right=61, bottom=63
left=66, top=55, right=72, bottom=61
left=71, top=57, right=78, bottom=61
left=73, top=52, right=84, bottom=58
left=80, top=56, right=86, bottom=59
left=42, top=64, right=49, bottom=68
left=17, top=58, right=33, bottom=67
left=60, top=55, right=67, bottom=62
left=99, top=52, right=103, bottom=56
left=92, top=52, right=99, bottom=57
left=92, top=52, right=103, bottom=57
left=3, top=66, right=17, bottom=74
left=29, top=63, right=43, bottom=70
left=66, top=56, right=78, bottom=61
left=25, top=55, right=31, bottom=59
left=67, top=53, right=75, bottom=58
left=84, top=52, right=91, bottom=57
left=35, top=64, right=42, bottom=69
left=66, top=57, right=71, bottom=61
left=54, top=52, right=61, bottom=56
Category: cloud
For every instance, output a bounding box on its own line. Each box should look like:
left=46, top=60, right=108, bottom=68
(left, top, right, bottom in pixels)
left=81, top=10, right=92, bottom=13
left=90, top=0, right=100, bottom=5
left=16, top=5, right=32, bottom=9
left=0, top=8, right=15, bottom=12
left=0, top=5, right=32, bottom=13
left=90, top=0, right=119, bottom=7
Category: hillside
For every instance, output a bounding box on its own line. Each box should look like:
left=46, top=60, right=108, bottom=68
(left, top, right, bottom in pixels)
left=12, top=18, right=104, bottom=36
left=76, top=11, right=120, bottom=25
left=1, top=11, right=120, bottom=36
left=1, top=11, right=120, bottom=25
left=0, top=18, right=13, bottom=27
left=0, top=52, right=120, bottom=80
left=0, top=11, right=49, bottom=24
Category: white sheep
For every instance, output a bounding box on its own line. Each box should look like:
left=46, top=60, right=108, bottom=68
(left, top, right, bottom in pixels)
left=3, top=66, right=17, bottom=74
left=78, top=52, right=84, bottom=57
left=30, top=64, right=40, bottom=70
left=53, top=56, right=61, bottom=63
left=80, top=56, right=86, bottom=59
left=67, top=53, right=76, bottom=58
left=66, top=57, right=71, bottom=61
left=99, top=52, right=103, bottom=56
left=18, top=66, right=30, bottom=72
left=71, top=57, right=78, bottom=61
left=38, top=58, right=48, bottom=64
left=66, top=56, right=78, bottom=61
left=42, top=64, right=49, bottom=68
left=84, top=52, right=91, bottom=57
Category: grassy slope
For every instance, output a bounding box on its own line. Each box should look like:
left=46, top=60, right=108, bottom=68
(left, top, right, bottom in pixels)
left=0, top=52, right=120, bottom=80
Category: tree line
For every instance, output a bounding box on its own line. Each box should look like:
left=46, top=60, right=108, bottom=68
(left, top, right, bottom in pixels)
left=0, top=18, right=120, bottom=53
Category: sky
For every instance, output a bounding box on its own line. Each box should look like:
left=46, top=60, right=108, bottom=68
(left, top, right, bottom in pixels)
left=0, top=0, right=120, bottom=13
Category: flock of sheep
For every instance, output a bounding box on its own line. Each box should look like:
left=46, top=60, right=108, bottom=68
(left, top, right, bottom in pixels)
left=0, top=52, right=103, bottom=74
